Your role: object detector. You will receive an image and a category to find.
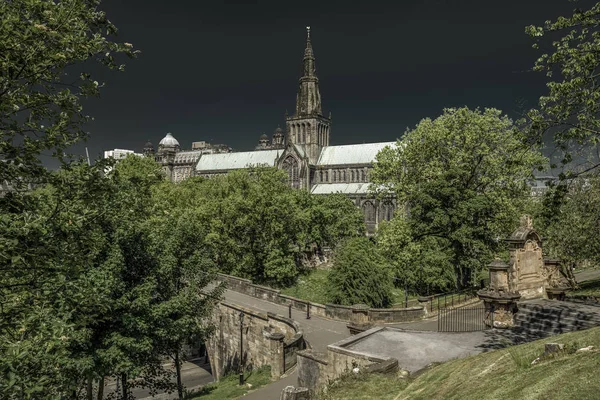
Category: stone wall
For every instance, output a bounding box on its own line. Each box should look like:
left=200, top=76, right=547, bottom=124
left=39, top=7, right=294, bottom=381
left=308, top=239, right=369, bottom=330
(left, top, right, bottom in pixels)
left=206, top=301, right=305, bottom=381
left=296, top=327, right=398, bottom=396
left=217, top=273, right=425, bottom=324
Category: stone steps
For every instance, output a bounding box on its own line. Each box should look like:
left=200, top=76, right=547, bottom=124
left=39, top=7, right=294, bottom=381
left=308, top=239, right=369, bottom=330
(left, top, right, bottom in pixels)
left=512, top=299, right=600, bottom=339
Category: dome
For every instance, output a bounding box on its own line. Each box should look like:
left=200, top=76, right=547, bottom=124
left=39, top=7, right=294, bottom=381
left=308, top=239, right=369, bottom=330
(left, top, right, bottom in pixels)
left=260, top=133, right=268, bottom=140
left=144, top=140, right=153, bottom=148
left=159, top=132, right=180, bottom=147
left=274, top=127, right=284, bottom=136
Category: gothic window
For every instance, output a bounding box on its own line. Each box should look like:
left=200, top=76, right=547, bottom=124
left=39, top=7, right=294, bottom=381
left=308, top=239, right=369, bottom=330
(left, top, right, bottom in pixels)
left=381, top=201, right=395, bottom=221
left=319, top=170, right=323, bottom=182
left=333, top=170, right=337, bottom=182
left=282, top=156, right=300, bottom=189
left=361, top=170, right=366, bottom=182
left=362, top=201, right=376, bottom=223
left=342, top=170, right=346, bottom=182
left=324, top=170, right=329, bottom=182
left=302, top=123, right=306, bottom=143
left=351, top=170, right=355, bottom=182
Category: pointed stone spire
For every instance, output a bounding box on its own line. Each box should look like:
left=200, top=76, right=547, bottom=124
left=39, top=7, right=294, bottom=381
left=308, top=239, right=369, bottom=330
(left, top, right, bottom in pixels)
left=303, top=26, right=315, bottom=76
left=295, top=26, right=322, bottom=117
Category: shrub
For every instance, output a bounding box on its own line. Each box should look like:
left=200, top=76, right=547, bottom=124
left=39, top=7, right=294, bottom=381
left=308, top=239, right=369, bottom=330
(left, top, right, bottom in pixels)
left=328, top=237, right=393, bottom=308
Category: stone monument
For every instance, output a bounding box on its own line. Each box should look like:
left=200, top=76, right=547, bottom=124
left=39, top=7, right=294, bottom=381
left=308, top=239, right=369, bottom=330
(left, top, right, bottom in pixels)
left=478, top=258, right=521, bottom=328
left=478, top=216, right=570, bottom=328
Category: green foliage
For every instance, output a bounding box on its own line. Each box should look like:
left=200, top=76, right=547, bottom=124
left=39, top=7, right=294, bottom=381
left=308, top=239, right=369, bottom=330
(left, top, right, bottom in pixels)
left=545, top=172, right=600, bottom=271
left=328, top=237, right=393, bottom=308
left=377, top=217, right=455, bottom=295
left=160, top=168, right=364, bottom=286
left=0, top=156, right=224, bottom=398
left=526, top=1, right=600, bottom=171
left=372, top=107, right=545, bottom=290
left=0, top=0, right=138, bottom=187
left=280, top=269, right=331, bottom=304
left=190, top=366, right=272, bottom=400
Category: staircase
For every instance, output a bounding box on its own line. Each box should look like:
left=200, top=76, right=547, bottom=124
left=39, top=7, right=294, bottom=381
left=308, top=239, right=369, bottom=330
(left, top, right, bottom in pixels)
left=511, top=299, right=600, bottom=341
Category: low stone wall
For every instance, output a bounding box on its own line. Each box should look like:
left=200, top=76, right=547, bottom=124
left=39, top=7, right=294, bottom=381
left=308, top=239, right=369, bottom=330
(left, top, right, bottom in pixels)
left=297, top=327, right=399, bottom=396
left=206, top=301, right=305, bottom=381
left=369, top=307, right=427, bottom=323
left=217, top=273, right=425, bottom=325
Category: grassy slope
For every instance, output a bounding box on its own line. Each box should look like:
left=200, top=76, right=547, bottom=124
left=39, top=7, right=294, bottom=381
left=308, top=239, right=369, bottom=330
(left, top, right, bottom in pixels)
left=189, top=367, right=271, bottom=400
left=571, top=278, right=600, bottom=298
left=322, top=327, right=600, bottom=400
left=280, top=269, right=331, bottom=304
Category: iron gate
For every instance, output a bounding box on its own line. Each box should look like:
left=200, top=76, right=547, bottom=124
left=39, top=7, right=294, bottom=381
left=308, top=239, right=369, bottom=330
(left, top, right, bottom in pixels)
left=437, top=304, right=492, bottom=332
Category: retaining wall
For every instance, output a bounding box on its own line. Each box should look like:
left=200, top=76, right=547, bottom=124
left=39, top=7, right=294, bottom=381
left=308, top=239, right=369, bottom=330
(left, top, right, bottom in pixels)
left=206, top=301, right=305, bottom=381
left=217, top=273, right=426, bottom=324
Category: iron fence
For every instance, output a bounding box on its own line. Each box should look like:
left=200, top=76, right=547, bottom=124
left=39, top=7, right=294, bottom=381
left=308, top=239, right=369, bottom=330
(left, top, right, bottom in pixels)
left=437, top=304, right=492, bottom=332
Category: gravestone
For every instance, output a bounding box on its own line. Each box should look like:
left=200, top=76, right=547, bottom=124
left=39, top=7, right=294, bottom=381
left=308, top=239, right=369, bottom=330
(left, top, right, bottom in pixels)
left=506, top=215, right=545, bottom=300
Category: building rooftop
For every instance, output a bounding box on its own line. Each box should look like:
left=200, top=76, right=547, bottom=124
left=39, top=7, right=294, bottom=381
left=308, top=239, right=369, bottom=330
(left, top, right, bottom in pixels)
left=317, top=142, right=397, bottom=166
left=196, top=149, right=281, bottom=171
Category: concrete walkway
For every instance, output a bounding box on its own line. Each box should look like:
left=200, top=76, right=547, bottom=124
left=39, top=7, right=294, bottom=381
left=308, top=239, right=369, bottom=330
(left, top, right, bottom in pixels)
left=221, top=288, right=350, bottom=400
left=575, top=268, right=600, bottom=283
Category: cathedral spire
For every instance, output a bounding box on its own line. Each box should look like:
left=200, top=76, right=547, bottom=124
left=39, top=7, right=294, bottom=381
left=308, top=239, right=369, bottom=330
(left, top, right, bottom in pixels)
left=295, top=26, right=322, bottom=116
left=303, top=26, right=314, bottom=75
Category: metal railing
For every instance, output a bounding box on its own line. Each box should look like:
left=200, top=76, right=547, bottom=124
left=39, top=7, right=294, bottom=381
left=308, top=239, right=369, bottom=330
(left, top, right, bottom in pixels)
left=438, top=304, right=491, bottom=332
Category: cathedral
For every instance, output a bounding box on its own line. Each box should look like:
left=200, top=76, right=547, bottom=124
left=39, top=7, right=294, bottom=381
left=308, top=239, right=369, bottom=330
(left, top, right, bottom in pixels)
left=144, top=27, right=397, bottom=233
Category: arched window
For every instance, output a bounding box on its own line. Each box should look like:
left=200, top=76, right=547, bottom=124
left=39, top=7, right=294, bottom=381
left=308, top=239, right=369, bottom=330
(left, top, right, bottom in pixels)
left=333, top=170, right=337, bottom=182
left=361, top=170, right=366, bottom=182
left=319, top=170, right=323, bottom=182
left=324, top=170, right=329, bottom=182
left=351, top=170, right=355, bottom=182
left=381, top=201, right=395, bottom=221
left=282, top=156, right=300, bottom=189
left=362, top=201, right=376, bottom=223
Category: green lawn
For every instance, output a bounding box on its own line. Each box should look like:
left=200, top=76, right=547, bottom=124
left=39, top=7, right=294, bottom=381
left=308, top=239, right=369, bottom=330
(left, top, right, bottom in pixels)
left=281, top=269, right=332, bottom=304
left=571, top=278, right=600, bottom=298
left=188, top=367, right=271, bottom=400
left=321, top=326, right=600, bottom=400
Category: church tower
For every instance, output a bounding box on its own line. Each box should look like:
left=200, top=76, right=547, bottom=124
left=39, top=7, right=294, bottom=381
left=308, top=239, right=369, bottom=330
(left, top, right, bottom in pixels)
left=286, top=27, right=331, bottom=164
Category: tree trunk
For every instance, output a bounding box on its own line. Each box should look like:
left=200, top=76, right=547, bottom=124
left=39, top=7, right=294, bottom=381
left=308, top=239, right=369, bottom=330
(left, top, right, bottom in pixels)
left=175, top=351, right=183, bottom=400
left=561, top=262, right=579, bottom=289
left=87, top=377, right=93, bottom=400
left=121, top=373, right=127, bottom=400
left=97, top=376, right=104, bottom=400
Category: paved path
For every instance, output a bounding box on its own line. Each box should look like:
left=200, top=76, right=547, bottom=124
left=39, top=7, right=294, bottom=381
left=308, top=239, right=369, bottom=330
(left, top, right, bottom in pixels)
left=221, top=288, right=350, bottom=400
left=103, top=358, right=214, bottom=399
left=575, top=268, right=600, bottom=283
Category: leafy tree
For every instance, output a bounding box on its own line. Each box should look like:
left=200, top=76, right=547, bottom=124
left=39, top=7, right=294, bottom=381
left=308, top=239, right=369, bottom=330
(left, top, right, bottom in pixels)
left=377, top=216, right=455, bottom=296
left=372, top=107, right=545, bottom=290
left=147, top=202, right=224, bottom=400
left=544, top=172, right=600, bottom=281
left=294, top=191, right=365, bottom=260
left=188, top=167, right=365, bottom=286
left=328, top=237, right=393, bottom=308
left=1, top=1, right=137, bottom=395
left=526, top=1, right=600, bottom=173
left=0, top=0, right=137, bottom=187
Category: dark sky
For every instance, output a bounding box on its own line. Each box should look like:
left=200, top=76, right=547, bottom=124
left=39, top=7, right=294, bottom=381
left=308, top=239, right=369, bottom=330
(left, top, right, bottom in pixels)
left=73, top=0, right=583, bottom=162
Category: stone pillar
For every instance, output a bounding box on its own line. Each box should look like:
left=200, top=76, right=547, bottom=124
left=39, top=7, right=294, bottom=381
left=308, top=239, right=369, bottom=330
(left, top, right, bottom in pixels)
left=265, top=331, right=285, bottom=378
left=478, top=259, right=521, bottom=329
left=347, top=304, right=371, bottom=335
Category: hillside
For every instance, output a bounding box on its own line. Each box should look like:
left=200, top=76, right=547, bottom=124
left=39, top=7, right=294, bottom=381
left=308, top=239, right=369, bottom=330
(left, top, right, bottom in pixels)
left=322, top=326, right=600, bottom=400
